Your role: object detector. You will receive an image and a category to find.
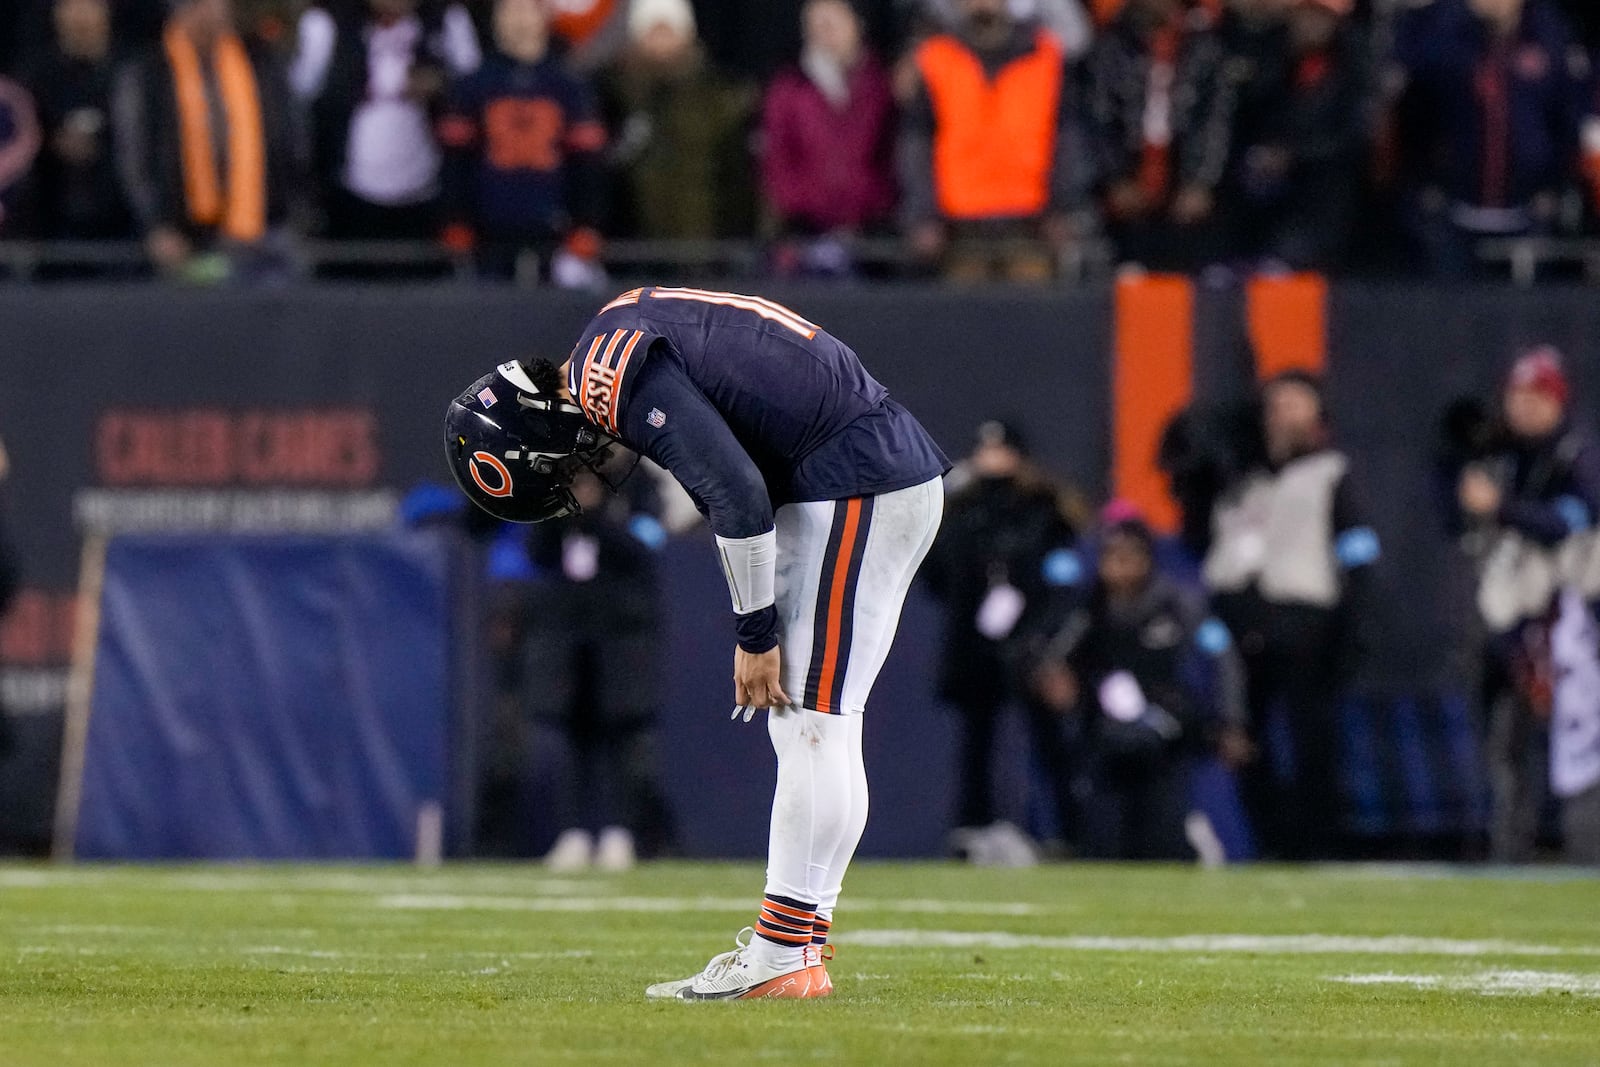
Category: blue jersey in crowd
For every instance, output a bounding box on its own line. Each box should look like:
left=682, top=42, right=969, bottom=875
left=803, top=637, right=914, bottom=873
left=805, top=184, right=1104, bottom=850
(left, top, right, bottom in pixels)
left=439, top=53, right=606, bottom=234
left=566, top=287, right=951, bottom=540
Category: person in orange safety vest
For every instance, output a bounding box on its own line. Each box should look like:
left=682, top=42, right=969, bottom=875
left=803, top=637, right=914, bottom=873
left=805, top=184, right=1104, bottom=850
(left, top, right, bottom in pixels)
left=899, top=0, right=1092, bottom=282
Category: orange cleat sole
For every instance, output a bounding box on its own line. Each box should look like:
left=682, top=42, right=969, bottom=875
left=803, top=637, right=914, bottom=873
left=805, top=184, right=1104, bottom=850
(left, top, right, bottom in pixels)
left=730, top=970, right=815, bottom=1000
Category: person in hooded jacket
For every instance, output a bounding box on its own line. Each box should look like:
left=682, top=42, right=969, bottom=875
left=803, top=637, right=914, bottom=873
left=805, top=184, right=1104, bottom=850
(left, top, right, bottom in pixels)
left=1033, top=506, right=1247, bottom=860
left=922, top=419, right=1088, bottom=850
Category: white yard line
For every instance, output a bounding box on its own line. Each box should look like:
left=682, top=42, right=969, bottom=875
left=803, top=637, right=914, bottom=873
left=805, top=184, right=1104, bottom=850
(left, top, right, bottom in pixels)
left=835, top=929, right=1600, bottom=957
left=372, top=893, right=1038, bottom=916
left=238, top=946, right=596, bottom=961
left=0, top=869, right=598, bottom=895
left=1329, top=970, right=1600, bottom=995
left=16, top=943, right=608, bottom=963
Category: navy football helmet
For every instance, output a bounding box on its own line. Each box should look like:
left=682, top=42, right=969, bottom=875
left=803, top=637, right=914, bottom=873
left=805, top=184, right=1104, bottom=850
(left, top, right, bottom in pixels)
left=445, top=360, right=608, bottom=523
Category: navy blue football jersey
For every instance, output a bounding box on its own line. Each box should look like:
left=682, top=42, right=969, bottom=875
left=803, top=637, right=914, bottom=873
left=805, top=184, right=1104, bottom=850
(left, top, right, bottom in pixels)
left=565, top=287, right=950, bottom=540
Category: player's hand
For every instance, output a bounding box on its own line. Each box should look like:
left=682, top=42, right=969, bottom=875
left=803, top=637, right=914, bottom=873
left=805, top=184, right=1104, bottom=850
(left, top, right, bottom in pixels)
left=732, top=646, right=792, bottom=722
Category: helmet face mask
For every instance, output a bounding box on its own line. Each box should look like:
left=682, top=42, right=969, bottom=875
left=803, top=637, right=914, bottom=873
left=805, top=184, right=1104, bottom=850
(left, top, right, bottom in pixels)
left=445, top=361, right=612, bottom=523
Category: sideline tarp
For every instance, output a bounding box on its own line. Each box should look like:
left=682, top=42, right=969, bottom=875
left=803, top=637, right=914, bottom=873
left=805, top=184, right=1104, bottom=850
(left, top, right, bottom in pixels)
left=76, top=533, right=451, bottom=859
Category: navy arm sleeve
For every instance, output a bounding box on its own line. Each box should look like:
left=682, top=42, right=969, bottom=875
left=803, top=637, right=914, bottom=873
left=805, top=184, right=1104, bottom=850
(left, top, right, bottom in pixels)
left=618, top=349, right=780, bottom=652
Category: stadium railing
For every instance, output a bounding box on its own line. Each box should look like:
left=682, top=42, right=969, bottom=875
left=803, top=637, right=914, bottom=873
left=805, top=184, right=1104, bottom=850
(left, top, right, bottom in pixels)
left=0, top=235, right=1116, bottom=284
left=1475, top=236, right=1600, bottom=287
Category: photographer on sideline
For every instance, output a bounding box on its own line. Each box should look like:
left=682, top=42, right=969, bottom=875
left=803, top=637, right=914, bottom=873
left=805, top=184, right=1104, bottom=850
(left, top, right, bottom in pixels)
left=1201, top=371, right=1378, bottom=860
left=1452, top=347, right=1600, bottom=864
left=1032, top=504, right=1248, bottom=860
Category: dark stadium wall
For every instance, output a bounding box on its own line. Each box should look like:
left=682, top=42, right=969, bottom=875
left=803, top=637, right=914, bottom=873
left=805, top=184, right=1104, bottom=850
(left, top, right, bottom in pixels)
left=0, top=285, right=1110, bottom=856
left=0, top=282, right=1593, bottom=855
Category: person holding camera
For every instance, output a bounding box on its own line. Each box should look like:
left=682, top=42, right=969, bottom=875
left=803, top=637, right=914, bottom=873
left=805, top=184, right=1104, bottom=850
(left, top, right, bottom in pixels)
left=1454, top=347, right=1600, bottom=864
left=1201, top=370, right=1378, bottom=860
left=1032, top=505, right=1247, bottom=860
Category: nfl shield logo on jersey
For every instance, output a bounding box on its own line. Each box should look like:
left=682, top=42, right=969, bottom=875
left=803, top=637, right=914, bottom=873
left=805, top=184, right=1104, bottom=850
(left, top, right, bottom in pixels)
left=647, top=408, right=667, bottom=428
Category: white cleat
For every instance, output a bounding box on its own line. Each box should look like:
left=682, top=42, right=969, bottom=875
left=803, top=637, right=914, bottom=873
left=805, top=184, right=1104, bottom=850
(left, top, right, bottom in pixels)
left=543, top=828, right=593, bottom=872
left=644, top=976, right=697, bottom=1000
left=594, top=826, right=636, bottom=872
left=644, top=928, right=818, bottom=1001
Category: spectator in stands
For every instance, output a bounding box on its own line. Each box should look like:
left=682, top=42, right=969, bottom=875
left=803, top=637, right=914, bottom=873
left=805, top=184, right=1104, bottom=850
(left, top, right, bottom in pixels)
left=292, top=0, right=480, bottom=241
left=760, top=0, right=896, bottom=276
left=1202, top=371, right=1378, bottom=860
left=922, top=420, right=1087, bottom=859
left=21, top=0, right=135, bottom=242
left=1214, top=0, right=1289, bottom=75
left=1454, top=348, right=1600, bottom=864
left=601, top=0, right=755, bottom=239
left=517, top=469, right=678, bottom=871
left=1227, top=0, right=1373, bottom=271
left=1393, top=0, right=1585, bottom=277
left=913, top=0, right=1097, bottom=59
left=1033, top=505, right=1247, bottom=860
left=437, top=0, right=606, bottom=286
left=114, top=0, right=301, bottom=279
left=1085, top=0, right=1235, bottom=271
left=900, top=0, right=1089, bottom=283
left=547, top=0, right=627, bottom=72
left=4, top=1, right=167, bottom=73
left=0, top=76, right=40, bottom=235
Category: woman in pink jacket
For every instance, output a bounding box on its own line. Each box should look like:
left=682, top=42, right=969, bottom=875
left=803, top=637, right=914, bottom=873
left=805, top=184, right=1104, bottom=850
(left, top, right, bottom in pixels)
left=759, top=0, right=895, bottom=273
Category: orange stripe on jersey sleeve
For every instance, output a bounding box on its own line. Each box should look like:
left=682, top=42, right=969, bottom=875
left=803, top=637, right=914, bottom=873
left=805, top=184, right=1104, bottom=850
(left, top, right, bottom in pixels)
left=600, top=329, right=626, bottom=367
left=606, top=330, right=645, bottom=433
left=575, top=334, right=605, bottom=412
left=597, top=287, right=644, bottom=315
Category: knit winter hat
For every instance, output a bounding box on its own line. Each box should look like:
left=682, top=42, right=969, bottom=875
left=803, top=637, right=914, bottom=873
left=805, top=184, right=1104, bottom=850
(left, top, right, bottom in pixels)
left=1507, top=345, right=1570, bottom=407
left=628, top=0, right=696, bottom=41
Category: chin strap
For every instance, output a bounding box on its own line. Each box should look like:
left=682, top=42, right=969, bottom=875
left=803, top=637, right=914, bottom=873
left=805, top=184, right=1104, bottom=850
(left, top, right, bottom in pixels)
left=565, top=434, right=643, bottom=510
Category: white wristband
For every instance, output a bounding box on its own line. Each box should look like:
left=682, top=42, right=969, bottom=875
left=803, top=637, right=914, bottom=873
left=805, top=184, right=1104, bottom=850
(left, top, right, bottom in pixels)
left=715, top=528, right=777, bottom=614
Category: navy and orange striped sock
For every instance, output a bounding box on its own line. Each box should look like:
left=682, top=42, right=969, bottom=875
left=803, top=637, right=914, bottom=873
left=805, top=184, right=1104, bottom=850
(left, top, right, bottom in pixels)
left=811, top=914, right=832, bottom=947
left=754, top=893, right=816, bottom=951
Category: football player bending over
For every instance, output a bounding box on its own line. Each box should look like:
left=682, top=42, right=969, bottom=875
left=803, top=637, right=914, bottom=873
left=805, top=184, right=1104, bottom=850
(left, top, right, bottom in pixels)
left=446, top=287, right=949, bottom=999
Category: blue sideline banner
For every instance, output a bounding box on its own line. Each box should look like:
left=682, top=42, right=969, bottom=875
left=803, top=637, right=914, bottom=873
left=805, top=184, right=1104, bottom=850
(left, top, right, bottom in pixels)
left=74, top=532, right=453, bottom=860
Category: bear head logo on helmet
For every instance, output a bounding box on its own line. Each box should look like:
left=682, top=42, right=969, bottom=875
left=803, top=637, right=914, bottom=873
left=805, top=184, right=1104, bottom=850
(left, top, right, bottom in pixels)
left=444, top=359, right=611, bottom=523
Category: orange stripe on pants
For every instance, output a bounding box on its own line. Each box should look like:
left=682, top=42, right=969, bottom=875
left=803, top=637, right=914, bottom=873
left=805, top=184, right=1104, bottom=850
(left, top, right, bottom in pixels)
left=1112, top=275, right=1194, bottom=534
left=814, top=499, right=862, bottom=714
left=1247, top=273, right=1328, bottom=380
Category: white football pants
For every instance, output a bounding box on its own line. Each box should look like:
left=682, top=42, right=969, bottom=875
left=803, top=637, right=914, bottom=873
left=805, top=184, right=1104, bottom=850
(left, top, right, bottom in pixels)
left=762, top=477, right=944, bottom=919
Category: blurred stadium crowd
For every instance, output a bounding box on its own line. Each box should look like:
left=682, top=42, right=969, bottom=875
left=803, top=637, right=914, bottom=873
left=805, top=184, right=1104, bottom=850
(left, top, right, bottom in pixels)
left=2, top=0, right=1600, bottom=281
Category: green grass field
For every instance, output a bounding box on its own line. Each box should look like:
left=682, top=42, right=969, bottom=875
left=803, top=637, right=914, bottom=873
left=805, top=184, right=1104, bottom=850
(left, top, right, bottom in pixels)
left=3, top=862, right=1599, bottom=1066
